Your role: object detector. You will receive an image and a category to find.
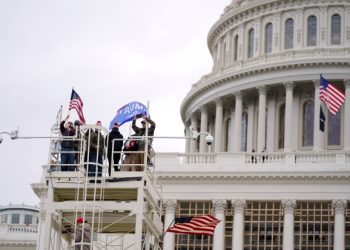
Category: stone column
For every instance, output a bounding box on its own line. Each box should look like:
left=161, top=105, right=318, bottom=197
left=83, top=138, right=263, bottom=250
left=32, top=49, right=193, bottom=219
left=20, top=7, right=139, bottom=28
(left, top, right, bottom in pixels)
left=319, top=7, right=327, bottom=46
left=233, top=92, right=242, bottom=152
left=313, top=79, right=324, bottom=151
left=247, top=100, right=255, bottom=153
left=344, top=80, right=350, bottom=150
left=185, top=122, right=191, bottom=153
left=214, top=99, right=224, bottom=152
left=232, top=199, right=246, bottom=250
left=190, top=114, right=198, bottom=153
left=227, top=31, right=234, bottom=65
left=346, top=6, right=350, bottom=46
left=282, top=199, right=296, bottom=250
left=266, top=91, right=276, bottom=152
left=237, top=27, right=243, bottom=61
left=273, top=14, right=281, bottom=52
left=163, top=199, right=177, bottom=250
left=212, top=200, right=227, bottom=250
left=216, top=39, right=222, bottom=68
left=332, top=199, right=347, bottom=250
left=229, top=107, right=235, bottom=153
left=257, top=87, right=267, bottom=153
left=284, top=82, right=294, bottom=152
left=295, top=10, right=303, bottom=49
left=200, top=106, right=209, bottom=153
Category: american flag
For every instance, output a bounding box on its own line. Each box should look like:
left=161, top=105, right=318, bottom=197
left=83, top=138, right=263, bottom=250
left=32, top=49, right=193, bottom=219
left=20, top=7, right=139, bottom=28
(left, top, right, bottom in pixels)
left=69, top=89, right=86, bottom=123
left=320, top=75, right=345, bottom=115
left=167, top=215, right=220, bottom=236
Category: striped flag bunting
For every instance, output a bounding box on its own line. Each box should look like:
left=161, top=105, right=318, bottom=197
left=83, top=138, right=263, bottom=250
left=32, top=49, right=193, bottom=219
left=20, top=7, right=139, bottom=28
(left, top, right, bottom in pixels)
left=69, top=89, right=86, bottom=124
left=319, top=75, right=345, bottom=115
left=167, top=215, right=220, bottom=236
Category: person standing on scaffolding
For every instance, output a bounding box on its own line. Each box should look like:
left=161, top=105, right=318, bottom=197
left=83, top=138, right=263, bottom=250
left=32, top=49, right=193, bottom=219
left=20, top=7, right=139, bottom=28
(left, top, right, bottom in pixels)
left=107, top=122, right=123, bottom=175
left=132, top=114, right=156, bottom=170
left=87, top=121, right=105, bottom=177
left=60, top=114, right=76, bottom=171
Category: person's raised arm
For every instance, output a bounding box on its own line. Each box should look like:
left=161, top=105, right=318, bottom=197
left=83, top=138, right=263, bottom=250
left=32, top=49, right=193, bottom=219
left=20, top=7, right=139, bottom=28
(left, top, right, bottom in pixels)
left=60, top=115, right=70, bottom=133
left=132, top=115, right=140, bottom=133
left=142, top=114, right=156, bottom=130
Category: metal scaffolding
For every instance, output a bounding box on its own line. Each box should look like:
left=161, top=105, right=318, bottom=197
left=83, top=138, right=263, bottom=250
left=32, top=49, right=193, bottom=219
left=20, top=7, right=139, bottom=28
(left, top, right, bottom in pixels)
left=32, top=123, right=163, bottom=250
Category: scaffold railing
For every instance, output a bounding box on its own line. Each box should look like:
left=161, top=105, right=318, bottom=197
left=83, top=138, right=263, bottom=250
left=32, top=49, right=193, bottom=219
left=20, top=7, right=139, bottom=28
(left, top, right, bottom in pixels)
left=37, top=123, right=163, bottom=250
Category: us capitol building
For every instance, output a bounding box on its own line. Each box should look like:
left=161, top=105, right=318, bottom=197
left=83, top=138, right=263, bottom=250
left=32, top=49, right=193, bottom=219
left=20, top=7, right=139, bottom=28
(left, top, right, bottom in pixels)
left=157, top=0, right=350, bottom=249
left=28, top=0, right=350, bottom=249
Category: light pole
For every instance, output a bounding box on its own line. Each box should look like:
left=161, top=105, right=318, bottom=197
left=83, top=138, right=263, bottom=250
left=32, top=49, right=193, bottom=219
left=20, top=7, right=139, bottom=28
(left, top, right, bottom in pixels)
left=0, top=129, right=19, bottom=143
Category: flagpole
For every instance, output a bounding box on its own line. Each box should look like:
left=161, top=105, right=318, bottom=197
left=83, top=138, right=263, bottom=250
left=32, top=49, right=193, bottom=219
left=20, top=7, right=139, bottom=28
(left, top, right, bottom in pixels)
left=68, top=87, right=74, bottom=117
left=160, top=218, right=175, bottom=241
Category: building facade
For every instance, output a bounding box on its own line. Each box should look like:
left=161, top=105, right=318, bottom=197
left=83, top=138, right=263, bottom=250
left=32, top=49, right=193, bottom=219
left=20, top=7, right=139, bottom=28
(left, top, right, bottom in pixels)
left=0, top=204, right=39, bottom=250
left=156, top=0, right=350, bottom=249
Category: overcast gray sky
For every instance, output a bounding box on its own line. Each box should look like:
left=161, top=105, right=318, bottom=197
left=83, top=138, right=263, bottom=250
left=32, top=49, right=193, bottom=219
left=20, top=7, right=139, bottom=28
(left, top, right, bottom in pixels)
left=0, top=0, right=229, bottom=206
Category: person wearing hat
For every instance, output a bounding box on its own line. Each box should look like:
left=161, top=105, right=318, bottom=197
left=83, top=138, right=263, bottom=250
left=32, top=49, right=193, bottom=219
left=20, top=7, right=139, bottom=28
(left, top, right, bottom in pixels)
left=131, top=114, right=156, bottom=170
left=107, top=122, right=124, bottom=176
left=72, top=217, right=91, bottom=250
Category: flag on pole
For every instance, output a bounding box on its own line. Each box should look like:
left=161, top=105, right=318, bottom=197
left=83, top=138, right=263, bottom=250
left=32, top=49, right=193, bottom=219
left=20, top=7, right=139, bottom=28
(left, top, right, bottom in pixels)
left=167, top=215, right=220, bottom=236
left=319, top=75, right=345, bottom=115
left=69, top=89, right=86, bottom=124
left=109, top=101, right=148, bottom=129
left=319, top=106, right=325, bottom=132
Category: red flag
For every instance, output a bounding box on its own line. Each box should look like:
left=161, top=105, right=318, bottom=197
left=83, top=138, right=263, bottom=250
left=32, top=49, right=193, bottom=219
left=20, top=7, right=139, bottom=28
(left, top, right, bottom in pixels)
left=167, top=215, right=220, bottom=236
left=69, top=89, right=86, bottom=124
left=320, top=75, right=345, bottom=115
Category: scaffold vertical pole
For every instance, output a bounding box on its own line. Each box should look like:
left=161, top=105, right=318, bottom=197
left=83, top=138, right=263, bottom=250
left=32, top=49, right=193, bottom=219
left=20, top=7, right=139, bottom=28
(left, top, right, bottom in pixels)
left=134, top=185, right=145, bottom=250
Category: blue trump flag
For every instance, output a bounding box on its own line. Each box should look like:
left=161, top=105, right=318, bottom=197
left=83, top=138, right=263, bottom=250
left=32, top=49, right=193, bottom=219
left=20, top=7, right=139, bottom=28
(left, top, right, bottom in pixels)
left=109, top=101, right=148, bottom=129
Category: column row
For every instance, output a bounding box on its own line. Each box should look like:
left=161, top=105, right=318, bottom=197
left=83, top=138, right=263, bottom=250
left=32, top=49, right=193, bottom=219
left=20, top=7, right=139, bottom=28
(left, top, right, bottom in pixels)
left=186, top=79, right=350, bottom=153
left=163, top=199, right=348, bottom=250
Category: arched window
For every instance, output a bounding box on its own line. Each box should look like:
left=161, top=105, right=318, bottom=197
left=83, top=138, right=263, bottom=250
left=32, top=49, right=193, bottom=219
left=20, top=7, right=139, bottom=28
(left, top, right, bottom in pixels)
left=265, top=23, right=273, bottom=53
left=278, top=104, right=285, bottom=149
left=248, top=28, right=254, bottom=58
left=307, top=15, right=317, bottom=46
left=234, top=35, right=239, bottom=61
left=328, top=111, right=341, bottom=146
left=285, top=18, right=294, bottom=49
left=241, top=112, right=248, bottom=152
left=331, top=14, right=341, bottom=45
left=302, top=101, right=314, bottom=146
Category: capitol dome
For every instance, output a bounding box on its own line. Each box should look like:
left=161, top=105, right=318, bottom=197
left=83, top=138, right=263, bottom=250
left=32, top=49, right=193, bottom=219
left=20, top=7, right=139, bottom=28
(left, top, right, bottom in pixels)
left=181, top=0, right=350, bottom=155
left=158, top=1, right=350, bottom=250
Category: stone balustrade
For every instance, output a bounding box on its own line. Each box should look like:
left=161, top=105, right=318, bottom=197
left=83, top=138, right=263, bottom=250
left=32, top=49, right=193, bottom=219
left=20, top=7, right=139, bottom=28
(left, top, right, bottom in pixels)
left=0, top=224, right=38, bottom=242
left=7, top=224, right=38, bottom=233
left=155, top=151, right=350, bottom=170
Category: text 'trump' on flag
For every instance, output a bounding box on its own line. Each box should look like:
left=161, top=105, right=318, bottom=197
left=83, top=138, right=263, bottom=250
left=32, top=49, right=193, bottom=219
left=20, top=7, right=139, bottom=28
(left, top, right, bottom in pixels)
left=167, top=215, right=220, bottom=236
left=320, top=75, right=345, bottom=115
left=69, top=89, right=86, bottom=124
